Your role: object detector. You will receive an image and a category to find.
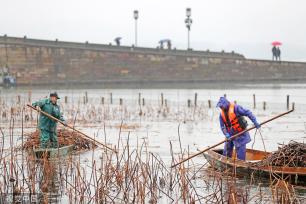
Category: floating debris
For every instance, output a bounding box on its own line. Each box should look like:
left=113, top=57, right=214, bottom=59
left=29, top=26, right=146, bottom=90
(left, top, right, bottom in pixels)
left=114, top=123, right=140, bottom=130
left=23, top=129, right=97, bottom=151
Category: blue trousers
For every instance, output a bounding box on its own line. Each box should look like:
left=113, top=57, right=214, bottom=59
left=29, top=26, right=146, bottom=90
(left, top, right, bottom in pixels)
left=223, top=141, right=247, bottom=160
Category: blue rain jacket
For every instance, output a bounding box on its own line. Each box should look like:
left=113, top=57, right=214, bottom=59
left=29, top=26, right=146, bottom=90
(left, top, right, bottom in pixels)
left=217, top=97, right=259, bottom=148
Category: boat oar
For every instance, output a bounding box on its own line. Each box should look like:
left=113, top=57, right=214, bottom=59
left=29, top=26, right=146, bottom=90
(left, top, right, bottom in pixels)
left=171, top=109, right=294, bottom=168
left=27, top=104, right=117, bottom=153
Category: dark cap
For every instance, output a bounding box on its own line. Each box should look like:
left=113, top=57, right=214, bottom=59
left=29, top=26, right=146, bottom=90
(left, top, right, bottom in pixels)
left=50, top=92, right=60, bottom=99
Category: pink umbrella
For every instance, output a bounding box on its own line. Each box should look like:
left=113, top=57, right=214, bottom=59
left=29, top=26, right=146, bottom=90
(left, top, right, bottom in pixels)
left=271, top=41, right=282, bottom=46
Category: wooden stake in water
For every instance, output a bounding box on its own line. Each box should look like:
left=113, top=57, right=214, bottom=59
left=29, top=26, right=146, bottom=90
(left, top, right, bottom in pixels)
left=161, top=93, right=164, bottom=106
left=287, top=95, right=290, bottom=110
left=208, top=100, right=211, bottom=109
left=194, top=93, right=198, bottom=107
left=253, top=94, right=256, bottom=109
left=85, top=91, right=88, bottom=103
left=263, top=101, right=266, bottom=110
left=187, top=99, right=191, bottom=108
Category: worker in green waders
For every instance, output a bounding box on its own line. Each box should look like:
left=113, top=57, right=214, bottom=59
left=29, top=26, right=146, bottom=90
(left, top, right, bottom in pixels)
left=32, top=92, right=66, bottom=148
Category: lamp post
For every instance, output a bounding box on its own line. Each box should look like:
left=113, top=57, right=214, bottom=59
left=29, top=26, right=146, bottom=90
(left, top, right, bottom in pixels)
left=133, top=10, right=139, bottom=47
left=185, top=8, right=192, bottom=50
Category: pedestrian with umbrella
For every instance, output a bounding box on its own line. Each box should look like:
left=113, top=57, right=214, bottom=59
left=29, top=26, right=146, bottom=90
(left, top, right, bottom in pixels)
left=276, top=47, right=281, bottom=61
left=271, top=41, right=282, bottom=61
left=114, top=37, right=122, bottom=46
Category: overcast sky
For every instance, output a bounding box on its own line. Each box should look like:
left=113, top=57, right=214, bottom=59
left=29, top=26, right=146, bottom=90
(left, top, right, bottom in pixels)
left=1, top=0, right=305, bottom=61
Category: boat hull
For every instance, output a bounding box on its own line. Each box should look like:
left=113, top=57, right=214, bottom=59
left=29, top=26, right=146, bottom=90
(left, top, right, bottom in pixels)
left=33, top=145, right=74, bottom=159
left=203, top=149, right=306, bottom=185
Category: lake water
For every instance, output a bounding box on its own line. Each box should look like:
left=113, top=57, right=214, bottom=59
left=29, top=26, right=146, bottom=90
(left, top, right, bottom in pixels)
left=0, top=83, right=305, bottom=203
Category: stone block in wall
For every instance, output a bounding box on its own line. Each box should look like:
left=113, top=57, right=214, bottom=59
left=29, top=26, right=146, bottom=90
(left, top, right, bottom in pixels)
left=186, top=57, right=199, bottom=63
left=235, top=60, right=243, bottom=65
left=59, top=48, right=65, bottom=55
left=137, top=54, right=144, bottom=59
left=120, top=69, right=129, bottom=74
left=274, top=73, right=282, bottom=78
left=183, top=67, right=192, bottom=71
left=267, top=66, right=278, bottom=72
left=57, top=73, right=66, bottom=79
left=209, top=58, right=222, bottom=64
left=256, top=61, right=271, bottom=66
left=149, top=55, right=160, bottom=62
left=98, top=52, right=106, bottom=57
left=200, top=59, right=209, bottom=65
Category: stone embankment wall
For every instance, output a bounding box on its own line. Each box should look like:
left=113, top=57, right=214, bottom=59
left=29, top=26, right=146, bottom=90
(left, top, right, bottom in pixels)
left=0, top=36, right=305, bottom=85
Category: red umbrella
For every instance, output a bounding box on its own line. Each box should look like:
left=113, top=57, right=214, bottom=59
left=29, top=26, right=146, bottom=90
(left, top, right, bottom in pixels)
left=271, top=41, right=282, bottom=46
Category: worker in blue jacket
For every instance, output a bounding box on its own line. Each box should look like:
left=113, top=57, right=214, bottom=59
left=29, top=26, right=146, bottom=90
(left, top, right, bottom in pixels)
left=216, top=97, right=260, bottom=160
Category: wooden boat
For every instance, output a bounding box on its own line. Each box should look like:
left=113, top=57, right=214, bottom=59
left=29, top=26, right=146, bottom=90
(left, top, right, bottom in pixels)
left=203, top=148, right=306, bottom=184
left=33, top=145, right=74, bottom=159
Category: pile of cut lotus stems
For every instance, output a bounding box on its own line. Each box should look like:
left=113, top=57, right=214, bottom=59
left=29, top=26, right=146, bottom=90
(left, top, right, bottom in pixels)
left=23, top=129, right=97, bottom=151
left=255, top=141, right=306, bottom=167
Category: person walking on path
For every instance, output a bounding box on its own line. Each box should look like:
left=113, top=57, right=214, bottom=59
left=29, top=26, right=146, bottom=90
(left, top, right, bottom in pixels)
left=276, top=47, right=281, bottom=61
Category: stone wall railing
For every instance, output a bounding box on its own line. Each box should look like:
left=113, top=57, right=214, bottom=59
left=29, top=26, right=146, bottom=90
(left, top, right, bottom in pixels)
left=0, top=35, right=245, bottom=59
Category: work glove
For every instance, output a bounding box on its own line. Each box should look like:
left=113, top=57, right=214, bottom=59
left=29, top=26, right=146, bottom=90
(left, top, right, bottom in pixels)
left=254, top=121, right=261, bottom=129
left=35, top=106, right=41, bottom=111
left=62, top=121, right=67, bottom=127
left=225, top=133, right=231, bottom=139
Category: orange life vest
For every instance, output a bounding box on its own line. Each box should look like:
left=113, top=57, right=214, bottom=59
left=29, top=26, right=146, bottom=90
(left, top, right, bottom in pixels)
left=221, top=103, right=243, bottom=132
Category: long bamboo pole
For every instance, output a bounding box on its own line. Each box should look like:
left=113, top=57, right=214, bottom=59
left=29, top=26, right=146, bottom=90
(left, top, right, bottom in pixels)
left=27, top=104, right=117, bottom=153
left=171, top=109, right=294, bottom=168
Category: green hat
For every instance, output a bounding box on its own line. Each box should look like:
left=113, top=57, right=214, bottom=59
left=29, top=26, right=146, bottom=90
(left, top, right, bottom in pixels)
left=50, top=92, right=60, bottom=99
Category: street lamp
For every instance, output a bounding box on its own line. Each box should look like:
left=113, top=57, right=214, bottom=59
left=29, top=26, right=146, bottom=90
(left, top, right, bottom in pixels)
left=185, top=8, right=192, bottom=50
left=133, top=10, right=139, bottom=47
